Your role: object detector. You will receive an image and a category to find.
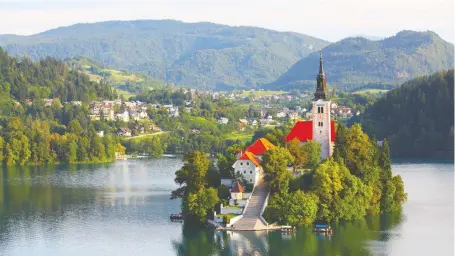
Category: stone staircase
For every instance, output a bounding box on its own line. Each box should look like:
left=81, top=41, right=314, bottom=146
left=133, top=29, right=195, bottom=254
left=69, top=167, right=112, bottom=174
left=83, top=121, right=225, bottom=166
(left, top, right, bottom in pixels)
left=231, top=181, right=269, bottom=230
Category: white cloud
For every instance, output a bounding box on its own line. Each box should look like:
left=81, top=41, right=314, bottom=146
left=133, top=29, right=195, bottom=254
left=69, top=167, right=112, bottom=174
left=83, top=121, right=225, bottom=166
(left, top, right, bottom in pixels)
left=0, top=0, right=453, bottom=42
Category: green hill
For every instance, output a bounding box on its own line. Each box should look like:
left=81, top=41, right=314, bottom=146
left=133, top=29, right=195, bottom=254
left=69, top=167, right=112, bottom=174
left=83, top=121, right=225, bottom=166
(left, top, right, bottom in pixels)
left=0, top=47, right=115, bottom=105
left=360, top=69, right=454, bottom=159
left=65, top=56, right=167, bottom=94
left=265, top=30, right=454, bottom=91
left=0, top=20, right=329, bottom=90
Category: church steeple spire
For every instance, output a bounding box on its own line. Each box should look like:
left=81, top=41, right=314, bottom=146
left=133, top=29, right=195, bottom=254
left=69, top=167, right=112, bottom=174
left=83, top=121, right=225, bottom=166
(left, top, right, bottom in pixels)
left=319, top=52, right=325, bottom=76
left=314, top=52, right=328, bottom=100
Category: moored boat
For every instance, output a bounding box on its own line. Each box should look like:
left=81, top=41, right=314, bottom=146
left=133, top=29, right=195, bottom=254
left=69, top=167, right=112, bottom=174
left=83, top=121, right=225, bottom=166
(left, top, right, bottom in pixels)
left=280, top=225, right=296, bottom=234
left=170, top=213, right=184, bottom=221
left=313, top=224, right=332, bottom=234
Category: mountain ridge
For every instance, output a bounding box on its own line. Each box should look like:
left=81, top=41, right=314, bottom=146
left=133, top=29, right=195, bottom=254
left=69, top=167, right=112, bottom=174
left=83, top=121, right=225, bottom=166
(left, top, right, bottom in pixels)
left=0, top=19, right=330, bottom=90
left=264, top=30, right=454, bottom=91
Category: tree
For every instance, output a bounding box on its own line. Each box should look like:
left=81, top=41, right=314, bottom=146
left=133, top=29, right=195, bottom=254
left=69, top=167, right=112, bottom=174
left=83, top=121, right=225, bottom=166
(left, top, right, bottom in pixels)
left=116, top=143, right=126, bottom=155
left=312, top=159, right=372, bottom=221
left=265, top=191, right=319, bottom=226
left=287, top=138, right=305, bottom=170
left=379, top=139, right=392, bottom=181
left=64, top=140, right=78, bottom=163
left=206, top=163, right=221, bottom=188
left=302, top=141, right=321, bottom=168
left=262, top=147, right=294, bottom=193
left=345, top=124, right=374, bottom=178
left=187, top=188, right=219, bottom=223
left=68, top=120, right=84, bottom=135
left=0, top=137, right=4, bottom=163
left=333, top=124, right=348, bottom=161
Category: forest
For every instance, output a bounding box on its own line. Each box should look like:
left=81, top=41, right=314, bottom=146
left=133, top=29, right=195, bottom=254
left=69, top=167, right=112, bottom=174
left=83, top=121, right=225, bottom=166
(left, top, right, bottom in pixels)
left=0, top=47, right=119, bottom=165
left=360, top=69, right=454, bottom=159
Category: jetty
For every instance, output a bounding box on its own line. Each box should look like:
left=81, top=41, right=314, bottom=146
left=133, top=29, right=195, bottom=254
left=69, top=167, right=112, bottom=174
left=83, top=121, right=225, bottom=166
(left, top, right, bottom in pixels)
left=217, top=181, right=279, bottom=231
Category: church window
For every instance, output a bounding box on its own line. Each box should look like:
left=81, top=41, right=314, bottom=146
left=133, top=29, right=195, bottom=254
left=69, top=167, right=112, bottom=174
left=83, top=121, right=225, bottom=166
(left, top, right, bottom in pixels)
left=321, top=107, right=324, bottom=113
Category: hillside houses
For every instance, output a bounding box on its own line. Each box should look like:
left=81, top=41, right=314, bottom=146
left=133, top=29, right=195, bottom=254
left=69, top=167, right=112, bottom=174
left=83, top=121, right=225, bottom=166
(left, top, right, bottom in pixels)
left=89, top=101, right=115, bottom=121
left=89, top=100, right=152, bottom=122
left=217, top=117, right=229, bottom=124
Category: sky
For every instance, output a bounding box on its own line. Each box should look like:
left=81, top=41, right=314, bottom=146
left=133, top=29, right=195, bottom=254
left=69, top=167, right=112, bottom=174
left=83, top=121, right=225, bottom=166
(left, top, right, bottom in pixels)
left=0, top=0, right=453, bottom=43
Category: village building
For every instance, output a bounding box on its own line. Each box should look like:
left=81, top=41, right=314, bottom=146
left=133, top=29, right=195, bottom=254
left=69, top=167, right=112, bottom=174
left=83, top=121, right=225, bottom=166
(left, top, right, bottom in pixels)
left=232, top=138, right=275, bottom=185
left=117, top=128, right=132, bottom=137
left=115, top=110, right=130, bottom=122
left=217, top=117, right=229, bottom=124
left=276, top=111, right=286, bottom=118
left=286, top=53, right=336, bottom=158
left=237, top=119, right=248, bottom=131
left=230, top=181, right=244, bottom=200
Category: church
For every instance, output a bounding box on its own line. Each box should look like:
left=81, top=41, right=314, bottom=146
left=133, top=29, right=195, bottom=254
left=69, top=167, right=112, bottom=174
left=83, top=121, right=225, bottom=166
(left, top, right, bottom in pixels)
left=231, top=54, right=336, bottom=186
left=286, top=53, right=336, bottom=158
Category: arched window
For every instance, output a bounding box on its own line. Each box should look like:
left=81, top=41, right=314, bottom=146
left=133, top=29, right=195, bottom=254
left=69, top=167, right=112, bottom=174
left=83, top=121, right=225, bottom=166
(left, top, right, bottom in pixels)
left=321, top=107, right=324, bottom=113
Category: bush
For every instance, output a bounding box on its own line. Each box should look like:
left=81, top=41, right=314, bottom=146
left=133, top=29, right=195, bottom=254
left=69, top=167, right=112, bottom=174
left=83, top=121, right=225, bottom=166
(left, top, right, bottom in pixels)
left=223, top=215, right=231, bottom=225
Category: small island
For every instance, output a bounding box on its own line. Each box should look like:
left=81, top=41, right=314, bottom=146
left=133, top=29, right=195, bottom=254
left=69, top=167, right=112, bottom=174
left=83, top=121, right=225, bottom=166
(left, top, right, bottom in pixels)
left=171, top=54, right=407, bottom=229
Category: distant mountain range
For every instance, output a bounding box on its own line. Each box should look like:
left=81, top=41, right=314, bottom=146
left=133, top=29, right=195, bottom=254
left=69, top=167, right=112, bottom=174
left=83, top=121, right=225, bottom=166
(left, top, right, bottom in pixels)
left=265, top=30, right=454, bottom=91
left=1, top=21, right=453, bottom=92
left=0, top=20, right=329, bottom=90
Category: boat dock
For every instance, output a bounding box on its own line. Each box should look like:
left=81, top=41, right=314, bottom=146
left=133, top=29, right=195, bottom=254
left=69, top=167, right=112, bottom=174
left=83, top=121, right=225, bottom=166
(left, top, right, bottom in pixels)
left=216, top=182, right=280, bottom=231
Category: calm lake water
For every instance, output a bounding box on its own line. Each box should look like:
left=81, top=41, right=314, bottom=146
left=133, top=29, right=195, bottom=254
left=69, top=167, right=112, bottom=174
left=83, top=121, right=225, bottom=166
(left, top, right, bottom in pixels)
left=0, top=158, right=453, bottom=256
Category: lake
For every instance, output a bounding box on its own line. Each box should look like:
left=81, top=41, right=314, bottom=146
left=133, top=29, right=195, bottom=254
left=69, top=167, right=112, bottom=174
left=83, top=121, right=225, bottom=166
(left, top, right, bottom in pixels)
left=0, top=158, right=453, bottom=256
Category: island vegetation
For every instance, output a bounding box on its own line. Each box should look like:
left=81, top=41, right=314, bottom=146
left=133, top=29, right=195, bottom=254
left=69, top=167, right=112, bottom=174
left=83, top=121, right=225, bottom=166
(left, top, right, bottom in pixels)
left=262, top=124, right=406, bottom=226
left=171, top=120, right=407, bottom=227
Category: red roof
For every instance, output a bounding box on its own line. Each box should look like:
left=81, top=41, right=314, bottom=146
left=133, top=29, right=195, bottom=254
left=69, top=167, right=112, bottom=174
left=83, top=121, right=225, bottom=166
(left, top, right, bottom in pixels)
left=245, top=138, right=275, bottom=155
left=286, top=120, right=336, bottom=142
left=239, top=152, right=261, bottom=167
left=231, top=182, right=244, bottom=193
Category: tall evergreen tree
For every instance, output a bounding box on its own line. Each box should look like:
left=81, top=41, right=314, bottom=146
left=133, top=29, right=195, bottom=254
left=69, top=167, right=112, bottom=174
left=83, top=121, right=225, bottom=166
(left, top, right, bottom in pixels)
left=379, top=139, right=392, bottom=181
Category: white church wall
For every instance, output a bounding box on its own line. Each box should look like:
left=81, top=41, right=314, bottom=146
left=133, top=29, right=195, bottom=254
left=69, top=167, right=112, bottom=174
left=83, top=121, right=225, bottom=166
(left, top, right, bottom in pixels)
left=312, top=99, right=332, bottom=158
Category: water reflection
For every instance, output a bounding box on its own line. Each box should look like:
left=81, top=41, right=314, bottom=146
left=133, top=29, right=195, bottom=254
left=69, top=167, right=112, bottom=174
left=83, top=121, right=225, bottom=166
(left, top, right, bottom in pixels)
left=169, top=211, right=404, bottom=256
left=0, top=160, right=452, bottom=256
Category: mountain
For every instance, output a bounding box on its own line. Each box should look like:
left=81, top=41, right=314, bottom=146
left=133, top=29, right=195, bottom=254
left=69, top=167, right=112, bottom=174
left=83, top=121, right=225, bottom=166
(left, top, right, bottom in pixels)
left=65, top=56, right=167, bottom=95
left=359, top=69, right=454, bottom=159
left=0, top=20, right=330, bottom=90
left=350, top=34, right=384, bottom=41
left=265, top=31, right=454, bottom=91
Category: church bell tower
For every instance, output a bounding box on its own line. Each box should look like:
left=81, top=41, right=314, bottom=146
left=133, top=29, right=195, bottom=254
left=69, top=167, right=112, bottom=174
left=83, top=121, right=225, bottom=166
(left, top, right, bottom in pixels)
left=312, top=53, right=333, bottom=158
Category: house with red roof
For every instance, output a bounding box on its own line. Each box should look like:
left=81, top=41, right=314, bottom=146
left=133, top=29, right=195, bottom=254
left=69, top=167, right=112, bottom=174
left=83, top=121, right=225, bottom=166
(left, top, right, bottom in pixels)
left=230, top=181, right=244, bottom=200
left=232, top=138, right=275, bottom=185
